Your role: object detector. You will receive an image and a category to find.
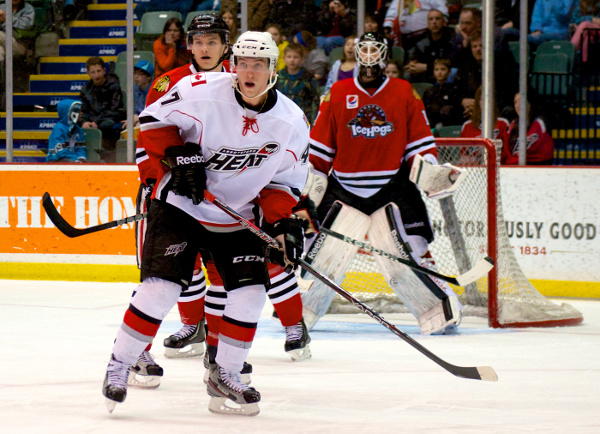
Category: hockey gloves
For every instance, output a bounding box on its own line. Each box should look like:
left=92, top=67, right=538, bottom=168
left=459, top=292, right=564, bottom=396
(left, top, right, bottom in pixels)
left=293, top=195, right=320, bottom=236
left=265, top=216, right=307, bottom=273
left=164, top=143, right=206, bottom=205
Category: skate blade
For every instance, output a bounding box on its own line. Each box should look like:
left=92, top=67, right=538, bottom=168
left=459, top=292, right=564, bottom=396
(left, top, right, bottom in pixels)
left=288, top=345, right=312, bottom=362
left=105, top=398, right=118, bottom=414
left=128, top=373, right=161, bottom=389
left=164, top=343, right=205, bottom=359
left=208, top=397, right=260, bottom=417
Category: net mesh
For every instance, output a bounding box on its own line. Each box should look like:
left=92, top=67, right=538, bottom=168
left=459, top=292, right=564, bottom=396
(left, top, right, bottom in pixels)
left=325, top=139, right=583, bottom=327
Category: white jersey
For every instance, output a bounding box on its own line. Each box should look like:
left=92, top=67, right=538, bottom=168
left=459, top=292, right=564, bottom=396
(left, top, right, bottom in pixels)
left=139, top=72, right=310, bottom=228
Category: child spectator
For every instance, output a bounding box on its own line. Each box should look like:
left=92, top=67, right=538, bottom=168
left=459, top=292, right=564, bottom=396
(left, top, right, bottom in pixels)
left=276, top=42, right=320, bottom=124
left=46, top=99, right=87, bottom=163
left=570, top=0, right=600, bottom=63
left=293, top=30, right=329, bottom=85
left=504, top=89, right=555, bottom=165
left=322, top=34, right=357, bottom=95
left=122, top=60, right=154, bottom=131
left=79, top=56, right=125, bottom=161
left=266, top=22, right=289, bottom=71
left=153, top=17, right=190, bottom=77
left=422, top=58, right=461, bottom=128
left=384, top=59, right=403, bottom=78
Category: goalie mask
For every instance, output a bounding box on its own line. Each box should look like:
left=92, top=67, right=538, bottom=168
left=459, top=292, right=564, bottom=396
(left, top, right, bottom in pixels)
left=231, top=31, right=279, bottom=99
left=355, top=32, right=389, bottom=80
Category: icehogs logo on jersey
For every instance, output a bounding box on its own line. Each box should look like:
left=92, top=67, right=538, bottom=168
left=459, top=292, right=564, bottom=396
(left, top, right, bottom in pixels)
left=205, top=143, right=280, bottom=177
left=347, top=104, right=394, bottom=138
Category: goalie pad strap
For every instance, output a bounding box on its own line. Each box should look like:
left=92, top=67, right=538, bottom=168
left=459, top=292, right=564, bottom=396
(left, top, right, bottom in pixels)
left=301, top=201, right=371, bottom=330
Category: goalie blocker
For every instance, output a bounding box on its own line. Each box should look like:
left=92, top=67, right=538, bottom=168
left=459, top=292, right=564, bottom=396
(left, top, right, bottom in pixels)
left=301, top=201, right=462, bottom=335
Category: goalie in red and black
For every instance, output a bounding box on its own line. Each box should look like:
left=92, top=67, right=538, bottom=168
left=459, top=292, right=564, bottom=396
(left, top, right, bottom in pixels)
left=300, top=32, right=465, bottom=335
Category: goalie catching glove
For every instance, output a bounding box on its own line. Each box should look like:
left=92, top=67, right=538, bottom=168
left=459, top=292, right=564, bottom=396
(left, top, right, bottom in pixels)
left=264, top=216, right=307, bottom=273
left=409, top=154, right=467, bottom=199
left=164, top=143, right=206, bottom=205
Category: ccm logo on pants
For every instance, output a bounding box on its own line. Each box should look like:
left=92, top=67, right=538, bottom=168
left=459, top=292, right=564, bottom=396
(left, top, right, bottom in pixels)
left=233, top=255, right=265, bottom=263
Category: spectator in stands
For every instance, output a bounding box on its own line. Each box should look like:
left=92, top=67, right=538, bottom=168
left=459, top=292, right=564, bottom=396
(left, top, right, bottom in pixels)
left=459, top=86, right=510, bottom=147
left=153, top=17, right=190, bottom=77
left=268, top=0, right=318, bottom=40
left=383, top=0, right=448, bottom=51
left=46, top=99, right=87, bottom=163
left=221, top=0, right=271, bottom=31
left=385, top=59, right=403, bottom=78
left=504, top=89, right=555, bottom=165
left=63, top=0, right=91, bottom=22
left=322, top=34, right=357, bottom=95
left=293, top=30, right=329, bottom=85
left=422, top=58, right=462, bottom=128
left=196, top=0, right=221, bottom=12
left=364, top=12, right=380, bottom=34
left=122, top=60, right=154, bottom=130
left=570, top=0, right=600, bottom=62
left=315, top=0, right=356, bottom=55
left=528, top=0, right=576, bottom=48
left=276, top=42, right=320, bottom=123
left=266, top=22, right=289, bottom=71
left=79, top=56, right=125, bottom=162
left=453, top=30, right=517, bottom=120
left=405, top=8, right=453, bottom=83
left=0, top=0, right=34, bottom=64
left=450, top=6, right=481, bottom=67
left=220, top=7, right=239, bottom=43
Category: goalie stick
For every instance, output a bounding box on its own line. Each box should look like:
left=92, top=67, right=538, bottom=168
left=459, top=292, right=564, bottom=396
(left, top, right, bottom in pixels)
left=203, top=190, right=498, bottom=382
left=42, top=192, right=147, bottom=238
left=319, top=227, right=494, bottom=287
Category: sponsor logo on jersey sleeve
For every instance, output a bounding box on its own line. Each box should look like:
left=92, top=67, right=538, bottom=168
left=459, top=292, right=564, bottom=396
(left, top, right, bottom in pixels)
left=191, top=72, right=207, bottom=86
left=153, top=75, right=171, bottom=93
left=411, top=87, right=421, bottom=100
left=346, top=104, right=394, bottom=138
left=346, top=94, right=359, bottom=109
left=323, top=90, right=331, bottom=103
left=204, top=143, right=280, bottom=177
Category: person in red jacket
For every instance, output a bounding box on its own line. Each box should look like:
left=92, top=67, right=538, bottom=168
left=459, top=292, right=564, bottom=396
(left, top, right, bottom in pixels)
left=504, top=89, right=555, bottom=165
left=153, top=17, right=191, bottom=77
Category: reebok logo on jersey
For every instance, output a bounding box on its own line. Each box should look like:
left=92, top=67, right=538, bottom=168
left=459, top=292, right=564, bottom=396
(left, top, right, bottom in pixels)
left=347, top=104, right=394, bottom=138
left=176, top=155, right=203, bottom=165
left=205, top=143, right=279, bottom=177
left=346, top=95, right=358, bottom=109
left=165, top=242, right=187, bottom=257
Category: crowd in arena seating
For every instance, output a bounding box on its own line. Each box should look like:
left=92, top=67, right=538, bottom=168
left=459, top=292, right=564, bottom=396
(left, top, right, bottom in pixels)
left=2, top=1, right=600, bottom=164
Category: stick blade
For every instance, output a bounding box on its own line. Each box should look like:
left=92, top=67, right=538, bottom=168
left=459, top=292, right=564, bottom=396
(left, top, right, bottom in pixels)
left=42, top=192, right=81, bottom=238
left=455, top=257, right=494, bottom=286
left=476, top=366, right=498, bottom=382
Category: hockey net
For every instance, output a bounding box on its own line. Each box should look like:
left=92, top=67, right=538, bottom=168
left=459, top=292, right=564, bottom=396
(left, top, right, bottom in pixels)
left=327, top=138, right=583, bottom=328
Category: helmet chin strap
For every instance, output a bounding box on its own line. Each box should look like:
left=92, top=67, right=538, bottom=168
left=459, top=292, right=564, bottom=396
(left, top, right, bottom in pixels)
left=231, top=72, right=278, bottom=102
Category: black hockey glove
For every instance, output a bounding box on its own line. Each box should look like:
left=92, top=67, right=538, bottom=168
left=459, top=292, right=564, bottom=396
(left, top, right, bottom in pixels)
left=164, top=143, right=206, bottom=205
left=265, top=216, right=308, bottom=273
left=292, top=195, right=320, bottom=236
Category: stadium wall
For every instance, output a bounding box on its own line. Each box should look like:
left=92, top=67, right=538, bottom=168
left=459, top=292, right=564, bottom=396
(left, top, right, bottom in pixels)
left=0, top=164, right=598, bottom=298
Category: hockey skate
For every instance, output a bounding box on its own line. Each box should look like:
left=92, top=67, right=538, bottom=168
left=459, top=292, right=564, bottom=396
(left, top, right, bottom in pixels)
left=163, top=319, right=206, bottom=358
left=102, top=355, right=131, bottom=413
left=207, top=364, right=260, bottom=416
left=128, top=350, right=163, bottom=389
left=284, top=318, right=312, bottom=361
left=203, top=344, right=252, bottom=385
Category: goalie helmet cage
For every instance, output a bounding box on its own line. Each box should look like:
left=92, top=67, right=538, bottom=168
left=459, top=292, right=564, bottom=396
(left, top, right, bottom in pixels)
left=329, top=138, right=583, bottom=328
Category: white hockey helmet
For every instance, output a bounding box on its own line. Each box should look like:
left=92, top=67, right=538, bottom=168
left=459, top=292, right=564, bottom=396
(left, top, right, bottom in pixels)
left=231, top=31, right=279, bottom=98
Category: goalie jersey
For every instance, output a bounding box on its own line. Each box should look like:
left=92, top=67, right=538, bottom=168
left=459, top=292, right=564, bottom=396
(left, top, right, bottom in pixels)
left=138, top=72, right=310, bottom=228
left=310, top=76, right=437, bottom=198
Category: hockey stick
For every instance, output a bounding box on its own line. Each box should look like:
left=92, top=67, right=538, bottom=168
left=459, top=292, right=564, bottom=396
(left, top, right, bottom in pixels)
left=42, top=192, right=147, bottom=238
left=203, top=190, right=497, bottom=382
left=319, top=227, right=494, bottom=287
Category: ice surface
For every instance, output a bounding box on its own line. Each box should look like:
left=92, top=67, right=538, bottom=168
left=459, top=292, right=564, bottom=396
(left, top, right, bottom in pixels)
left=0, top=280, right=598, bottom=433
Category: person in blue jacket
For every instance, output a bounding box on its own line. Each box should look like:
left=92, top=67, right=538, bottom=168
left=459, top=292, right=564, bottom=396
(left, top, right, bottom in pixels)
left=528, top=0, right=576, bottom=47
left=46, top=99, right=86, bottom=162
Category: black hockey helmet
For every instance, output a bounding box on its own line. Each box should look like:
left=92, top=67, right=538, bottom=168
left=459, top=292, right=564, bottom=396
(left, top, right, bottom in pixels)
left=187, top=13, right=230, bottom=49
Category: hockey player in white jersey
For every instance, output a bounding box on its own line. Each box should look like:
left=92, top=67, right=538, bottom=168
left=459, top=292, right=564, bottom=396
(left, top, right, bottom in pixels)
left=102, top=31, right=310, bottom=416
left=301, top=32, right=463, bottom=335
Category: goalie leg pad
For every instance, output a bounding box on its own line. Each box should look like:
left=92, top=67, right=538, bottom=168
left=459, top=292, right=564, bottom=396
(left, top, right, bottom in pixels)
left=368, top=203, right=462, bottom=334
left=301, top=201, right=371, bottom=330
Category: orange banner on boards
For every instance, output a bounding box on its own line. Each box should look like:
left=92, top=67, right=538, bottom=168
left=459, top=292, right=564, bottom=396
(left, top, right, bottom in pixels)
left=0, top=165, right=140, bottom=257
